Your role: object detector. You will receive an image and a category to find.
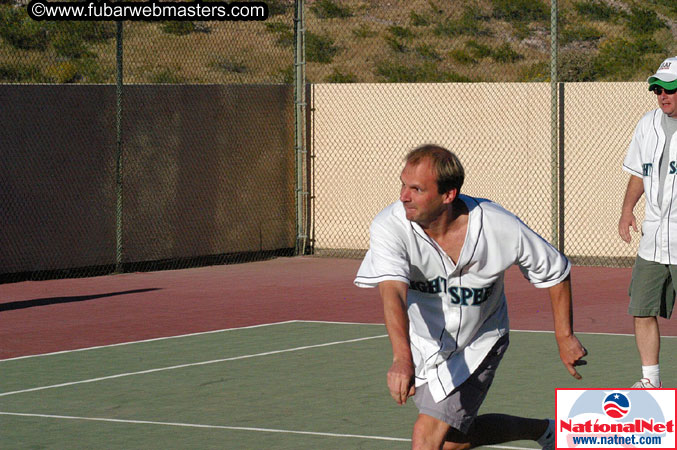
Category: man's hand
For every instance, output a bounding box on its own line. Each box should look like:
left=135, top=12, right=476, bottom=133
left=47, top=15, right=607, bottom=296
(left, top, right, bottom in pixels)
left=387, top=358, right=415, bottom=405
left=619, top=210, right=638, bottom=243
left=556, top=334, right=587, bottom=380
left=619, top=175, right=644, bottom=243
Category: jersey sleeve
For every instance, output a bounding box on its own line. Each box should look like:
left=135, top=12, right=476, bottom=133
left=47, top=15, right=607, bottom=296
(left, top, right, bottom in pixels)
left=622, top=114, right=647, bottom=177
left=516, top=219, right=570, bottom=288
left=354, top=219, right=410, bottom=288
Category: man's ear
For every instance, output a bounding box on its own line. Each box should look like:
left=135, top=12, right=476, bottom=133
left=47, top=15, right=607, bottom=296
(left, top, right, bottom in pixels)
left=442, top=188, right=458, bottom=204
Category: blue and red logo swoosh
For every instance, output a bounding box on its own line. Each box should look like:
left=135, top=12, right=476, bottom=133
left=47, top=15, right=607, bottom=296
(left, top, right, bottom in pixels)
left=603, top=392, right=630, bottom=419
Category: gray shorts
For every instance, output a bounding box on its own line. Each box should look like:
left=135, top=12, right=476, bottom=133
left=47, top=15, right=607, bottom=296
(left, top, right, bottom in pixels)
left=413, top=334, right=509, bottom=433
left=628, top=256, right=676, bottom=319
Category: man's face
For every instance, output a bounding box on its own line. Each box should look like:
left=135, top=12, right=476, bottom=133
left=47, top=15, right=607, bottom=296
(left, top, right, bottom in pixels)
left=655, top=87, right=677, bottom=118
left=399, top=159, right=454, bottom=225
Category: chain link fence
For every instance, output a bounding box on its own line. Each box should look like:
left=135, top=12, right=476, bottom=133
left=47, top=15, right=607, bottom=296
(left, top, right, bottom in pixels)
left=0, top=2, right=297, bottom=282
left=2, top=0, right=677, bottom=282
left=308, top=0, right=677, bottom=268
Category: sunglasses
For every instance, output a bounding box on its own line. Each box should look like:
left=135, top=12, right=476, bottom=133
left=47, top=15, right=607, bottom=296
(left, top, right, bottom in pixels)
left=650, top=86, right=677, bottom=95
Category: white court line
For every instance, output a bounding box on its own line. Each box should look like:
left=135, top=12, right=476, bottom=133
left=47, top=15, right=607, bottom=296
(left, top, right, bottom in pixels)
left=0, top=320, right=301, bottom=362
left=0, top=411, right=408, bottom=442
left=297, top=322, right=677, bottom=338
left=510, top=329, right=677, bottom=338
left=4, top=320, right=675, bottom=363
left=0, top=412, right=537, bottom=449
left=294, top=319, right=384, bottom=326
left=0, top=334, right=388, bottom=397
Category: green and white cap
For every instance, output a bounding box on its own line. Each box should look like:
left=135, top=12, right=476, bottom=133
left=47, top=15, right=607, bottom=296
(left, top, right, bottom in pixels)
left=648, top=56, right=677, bottom=90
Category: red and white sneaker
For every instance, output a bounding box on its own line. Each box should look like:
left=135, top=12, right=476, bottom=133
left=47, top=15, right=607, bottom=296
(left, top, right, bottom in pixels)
left=631, top=378, right=662, bottom=388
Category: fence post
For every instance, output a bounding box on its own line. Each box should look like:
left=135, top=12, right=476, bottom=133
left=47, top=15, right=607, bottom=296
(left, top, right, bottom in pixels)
left=294, top=0, right=308, bottom=255
left=550, top=0, right=560, bottom=250
left=115, top=21, right=124, bottom=272
left=558, top=82, right=565, bottom=253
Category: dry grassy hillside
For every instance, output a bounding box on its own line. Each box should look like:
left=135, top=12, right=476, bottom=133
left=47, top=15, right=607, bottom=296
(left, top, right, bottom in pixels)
left=0, top=0, right=676, bottom=83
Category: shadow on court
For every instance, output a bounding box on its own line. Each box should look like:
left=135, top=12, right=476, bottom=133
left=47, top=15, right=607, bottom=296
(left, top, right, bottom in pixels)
left=0, top=288, right=161, bottom=312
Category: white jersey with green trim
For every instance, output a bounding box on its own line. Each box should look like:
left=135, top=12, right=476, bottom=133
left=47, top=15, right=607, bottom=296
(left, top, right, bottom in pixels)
left=623, top=109, right=677, bottom=264
left=354, top=195, right=570, bottom=403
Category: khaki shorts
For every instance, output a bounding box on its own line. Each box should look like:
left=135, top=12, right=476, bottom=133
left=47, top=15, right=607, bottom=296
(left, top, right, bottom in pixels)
left=628, top=256, right=676, bottom=319
left=413, top=334, right=509, bottom=434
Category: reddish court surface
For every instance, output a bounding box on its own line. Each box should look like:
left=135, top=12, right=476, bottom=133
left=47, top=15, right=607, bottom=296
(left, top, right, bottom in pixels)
left=1, top=256, right=676, bottom=359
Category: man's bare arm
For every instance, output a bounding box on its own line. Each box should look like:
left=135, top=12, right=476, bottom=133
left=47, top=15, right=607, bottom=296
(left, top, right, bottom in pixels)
left=379, top=280, right=415, bottom=405
left=548, top=276, right=587, bottom=379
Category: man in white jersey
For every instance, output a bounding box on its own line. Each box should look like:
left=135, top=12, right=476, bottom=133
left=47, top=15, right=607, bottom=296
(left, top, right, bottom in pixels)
left=355, top=145, right=587, bottom=450
left=619, top=56, right=677, bottom=389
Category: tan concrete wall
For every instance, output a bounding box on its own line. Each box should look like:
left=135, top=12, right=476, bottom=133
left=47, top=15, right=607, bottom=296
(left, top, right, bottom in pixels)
left=312, top=82, right=657, bottom=263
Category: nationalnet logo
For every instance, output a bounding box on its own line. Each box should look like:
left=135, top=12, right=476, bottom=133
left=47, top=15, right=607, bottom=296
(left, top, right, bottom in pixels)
left=556, top=389, right=676, bottom=448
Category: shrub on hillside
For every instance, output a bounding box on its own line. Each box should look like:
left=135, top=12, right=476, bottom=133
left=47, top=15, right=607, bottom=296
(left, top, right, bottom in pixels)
left=560, top=24, right=602, bottom=46
left=520, top=61, right=549, bottom=82
left=209, top=58, right=248, bottom=74
left=492, top=43, right=523, bottom=63
left=266, top=22, right=294, bottom=47
left=0, top=7, right=48, bottom=51
left=573, top=0, right=618, bottom=21
left=645, top=0, right=677, bottom=15
left=435, top=9, right=490, bottom=37
left=410, top=10, right=430, bottom=27
left=325, top=68, right=357, bottom=83
left=161, top=21, right=196, bottom=36
left=310, top=0, right=352, bottom=19
left=267, top=0, right=290, bottom=16
left=626, top=6, right=667, bottom=35
left=415, top=44, right=442, bottom=61
left=306, top=32, right=338, bottom=63
left=559, top=51, right=599, bottom=81
left=465, top=40, right=493, bottom=59
left=593, top=38, right=655, bottom=80
left=450, top=48, right=478, bottom=65
left=491, top=0, right=549, bottom=22
left=375, top=60, right=470, bottom=83
left=0, top=62, right=46, bottom=82
left=352, top=24, right=377, bottom=39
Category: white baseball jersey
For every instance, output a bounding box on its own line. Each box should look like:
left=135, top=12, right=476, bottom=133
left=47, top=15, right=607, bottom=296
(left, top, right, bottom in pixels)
left=623, top=109, right=677, bottom=264
left=354, top=196, right=570, bottom=403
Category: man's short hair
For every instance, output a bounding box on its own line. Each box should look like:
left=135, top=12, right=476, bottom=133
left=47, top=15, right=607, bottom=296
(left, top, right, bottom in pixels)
left=405, top=144, right=465, bottom=195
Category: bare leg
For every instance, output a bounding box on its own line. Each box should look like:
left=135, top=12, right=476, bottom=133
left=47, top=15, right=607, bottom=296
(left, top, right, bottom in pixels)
left=411, top=414, right=452, bottom=450
left=634, top=316, right=660, bottom=366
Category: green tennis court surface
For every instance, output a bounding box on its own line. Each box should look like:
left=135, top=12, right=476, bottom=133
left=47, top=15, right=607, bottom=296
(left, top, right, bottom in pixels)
left=2, top=321, right=675, bottom=449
